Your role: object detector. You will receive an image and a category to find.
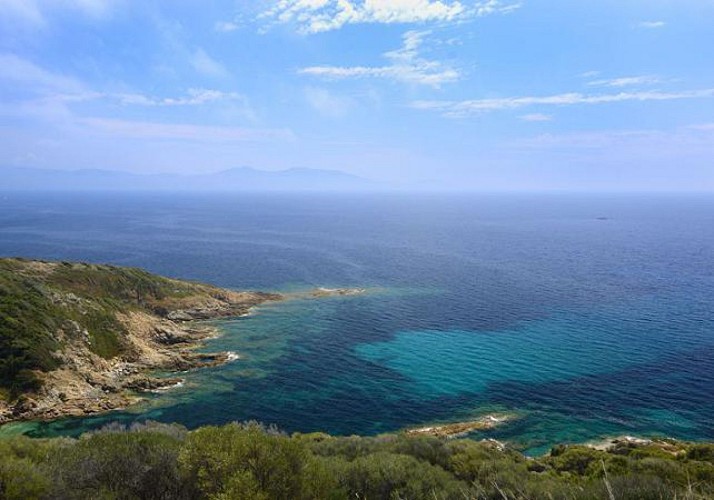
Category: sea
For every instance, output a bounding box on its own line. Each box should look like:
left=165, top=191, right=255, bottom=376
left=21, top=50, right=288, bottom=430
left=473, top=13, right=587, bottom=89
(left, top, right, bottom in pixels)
left=0, top=191, right=713, bottom=455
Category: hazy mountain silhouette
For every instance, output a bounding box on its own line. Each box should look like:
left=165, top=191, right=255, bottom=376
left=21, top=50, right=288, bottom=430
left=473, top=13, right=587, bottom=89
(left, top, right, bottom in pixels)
left=1, top=166, right=375, bottom=191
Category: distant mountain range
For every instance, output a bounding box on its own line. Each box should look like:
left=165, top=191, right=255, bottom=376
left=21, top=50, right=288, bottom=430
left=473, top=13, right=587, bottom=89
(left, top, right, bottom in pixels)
left=1, top=166, right=376, bottom=191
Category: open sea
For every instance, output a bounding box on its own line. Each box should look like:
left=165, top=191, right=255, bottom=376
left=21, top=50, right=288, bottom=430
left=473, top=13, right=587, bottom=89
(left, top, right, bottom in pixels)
left=1, top=192, right=713, bottom=455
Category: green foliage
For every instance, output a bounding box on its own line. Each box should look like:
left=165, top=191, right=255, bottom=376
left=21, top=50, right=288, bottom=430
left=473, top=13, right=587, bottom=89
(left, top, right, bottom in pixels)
left=0, top=262, right=62, bottom=396
left=179, top=422, right=309, bottom=500
left=337, top=451, right=468, bottom=499
left=0, top=436, right=61, bottom=500
left=688, top=443, right=714, bottom=463
left=3, top=422, right=714, bottom=499
left=548, top=445, right=604, bottom=475
left=0, top=258, right=221, bottom=397
left=47, top=262, right=183, bottom=306
left=47, top=424, right=187, bottom=500
left=81, top=305, right=126, bottom=359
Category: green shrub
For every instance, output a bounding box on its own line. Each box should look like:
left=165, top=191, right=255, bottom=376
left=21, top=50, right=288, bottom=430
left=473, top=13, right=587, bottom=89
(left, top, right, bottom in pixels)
left=0, top=437, right=58, bottom=500
left=179, top=422, right=308, bottom=500
left=47, top=427, right=186, bottom=499
left=337, top=451, right=468, bottom=499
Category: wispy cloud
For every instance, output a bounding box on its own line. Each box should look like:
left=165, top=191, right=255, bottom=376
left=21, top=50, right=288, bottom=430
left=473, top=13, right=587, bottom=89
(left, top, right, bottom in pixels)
left=214, top=21, right=240, bottom=32
left=0, top=54, right=244, bottom=109
left=300, top=30, right=459, bottom=87
left=638, top=20, right=666, bottom=29
left=412, top=89, right=714, bottom=117
left=520, top=113, right=552, bottom=122
left=115, top=89, right=246, bottom=107
left=587, top=75, right=662, bottom=88
left=189, top=49, right=229, bottom=78
left=261, top=0, right=519, bottom=34
left=0, top=53, right=85, bottom=93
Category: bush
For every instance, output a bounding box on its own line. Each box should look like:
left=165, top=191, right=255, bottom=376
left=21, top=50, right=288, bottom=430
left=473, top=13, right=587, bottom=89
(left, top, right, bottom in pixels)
left=2, top=421, right=714, bottom=499
left=337, top=451, right=468, bottom=499
left=47, top=427, right=186, bottom=499
left=179, top=422, right=308, bottom=499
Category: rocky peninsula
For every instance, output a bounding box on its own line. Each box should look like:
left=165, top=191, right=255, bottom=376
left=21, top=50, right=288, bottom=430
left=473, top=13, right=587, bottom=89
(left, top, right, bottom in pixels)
left=0, top=258, right=287, bottom=424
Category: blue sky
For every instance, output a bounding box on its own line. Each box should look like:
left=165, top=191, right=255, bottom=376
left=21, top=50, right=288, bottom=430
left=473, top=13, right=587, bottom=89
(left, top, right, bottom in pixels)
left=1, top=0, right=713, bottom=190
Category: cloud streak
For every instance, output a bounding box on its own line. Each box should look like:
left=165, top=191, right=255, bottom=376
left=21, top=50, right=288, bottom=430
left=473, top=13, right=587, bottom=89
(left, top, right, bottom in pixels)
left=520, top=113, right=552, bottom=122
left=412, top=89, right=714, bottom=116
left=638, top=20, right=666, bottom=29
left=587, top=75, right=663, bottom=88
left=115, top=89, right=246, bottom=107
left=261, top=0, right=519, bottom=34
left=300, top=30, right=459, bottom=87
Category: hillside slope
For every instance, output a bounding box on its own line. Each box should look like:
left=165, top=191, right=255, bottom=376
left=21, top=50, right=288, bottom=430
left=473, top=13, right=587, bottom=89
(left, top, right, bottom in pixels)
left=0, top=258, right=280, bottom=423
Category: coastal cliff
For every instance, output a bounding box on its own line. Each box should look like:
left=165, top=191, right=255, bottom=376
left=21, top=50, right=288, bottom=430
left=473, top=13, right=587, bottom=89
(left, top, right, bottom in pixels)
left=0, top=258, right=281, bottom=424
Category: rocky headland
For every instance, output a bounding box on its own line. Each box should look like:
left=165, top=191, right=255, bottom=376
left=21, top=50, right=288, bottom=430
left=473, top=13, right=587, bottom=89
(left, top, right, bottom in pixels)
left=0, top=258, right=282, bottom=424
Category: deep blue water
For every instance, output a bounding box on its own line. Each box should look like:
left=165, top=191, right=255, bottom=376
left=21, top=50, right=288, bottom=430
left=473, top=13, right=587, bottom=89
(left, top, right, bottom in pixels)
left=1, top=192, right=713, bottom=455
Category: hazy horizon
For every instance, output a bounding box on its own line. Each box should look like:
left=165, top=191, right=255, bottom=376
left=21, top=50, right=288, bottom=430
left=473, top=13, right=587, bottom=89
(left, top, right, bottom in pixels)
left=3, top=165, right=714, bottom=194
left=1, top=1, right=713, bottom=192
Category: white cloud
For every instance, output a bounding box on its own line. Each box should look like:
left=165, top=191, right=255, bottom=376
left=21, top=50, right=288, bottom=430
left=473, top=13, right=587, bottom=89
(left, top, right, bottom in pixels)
left=638, top=20, right=666, bottom=29
left=261, top=0, right=519, bottom=34
left=190, top=49, right=229, bottom=78
left=0, top=55, right=243, bottom=108
left=300, top=30, right=459, bottom=87
left=215, top=21, right=240, bottom=32
left=520, top=113, right=552, bottom=122
left=412, top=89, right=714, bottom=117
left=115, top=89, right=245, bottom=107
left=304, top=87, right=354, bottom=117
left=588, top=75, right=662, bottom=88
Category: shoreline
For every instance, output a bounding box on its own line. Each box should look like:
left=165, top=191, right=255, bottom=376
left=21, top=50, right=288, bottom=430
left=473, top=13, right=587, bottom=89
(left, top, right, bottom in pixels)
left=0, top=296, right=279, bottom=425
left=0, top=273, right=368, bottom=427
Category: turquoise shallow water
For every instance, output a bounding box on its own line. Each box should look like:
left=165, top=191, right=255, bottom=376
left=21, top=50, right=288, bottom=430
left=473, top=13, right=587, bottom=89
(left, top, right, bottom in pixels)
left=0, top=192, right=713, bottom=455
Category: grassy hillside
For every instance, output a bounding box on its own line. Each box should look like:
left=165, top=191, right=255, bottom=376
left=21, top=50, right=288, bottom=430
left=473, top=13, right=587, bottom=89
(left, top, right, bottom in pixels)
left=0, top=258, right=271, bottom=401
left=1, top=421, right=714, bottom=499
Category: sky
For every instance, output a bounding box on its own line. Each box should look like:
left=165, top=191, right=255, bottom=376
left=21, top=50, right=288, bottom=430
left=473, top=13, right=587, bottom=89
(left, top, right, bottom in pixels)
left=1, top=0, right=713, bottom=191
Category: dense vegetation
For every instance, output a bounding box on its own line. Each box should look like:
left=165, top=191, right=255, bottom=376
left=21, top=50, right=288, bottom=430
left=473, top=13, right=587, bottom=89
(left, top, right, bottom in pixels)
left=0, top=258, right=234, bottom=399
left=1, top=421, right=713, bottom=499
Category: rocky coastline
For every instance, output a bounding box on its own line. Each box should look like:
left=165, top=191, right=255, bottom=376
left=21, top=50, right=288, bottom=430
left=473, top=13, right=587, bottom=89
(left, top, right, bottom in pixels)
left=0, top=259, right=283, bottom=425
left=0, top=258, right=371, bottom=426
left=0, top=284, right=281, bottom=424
